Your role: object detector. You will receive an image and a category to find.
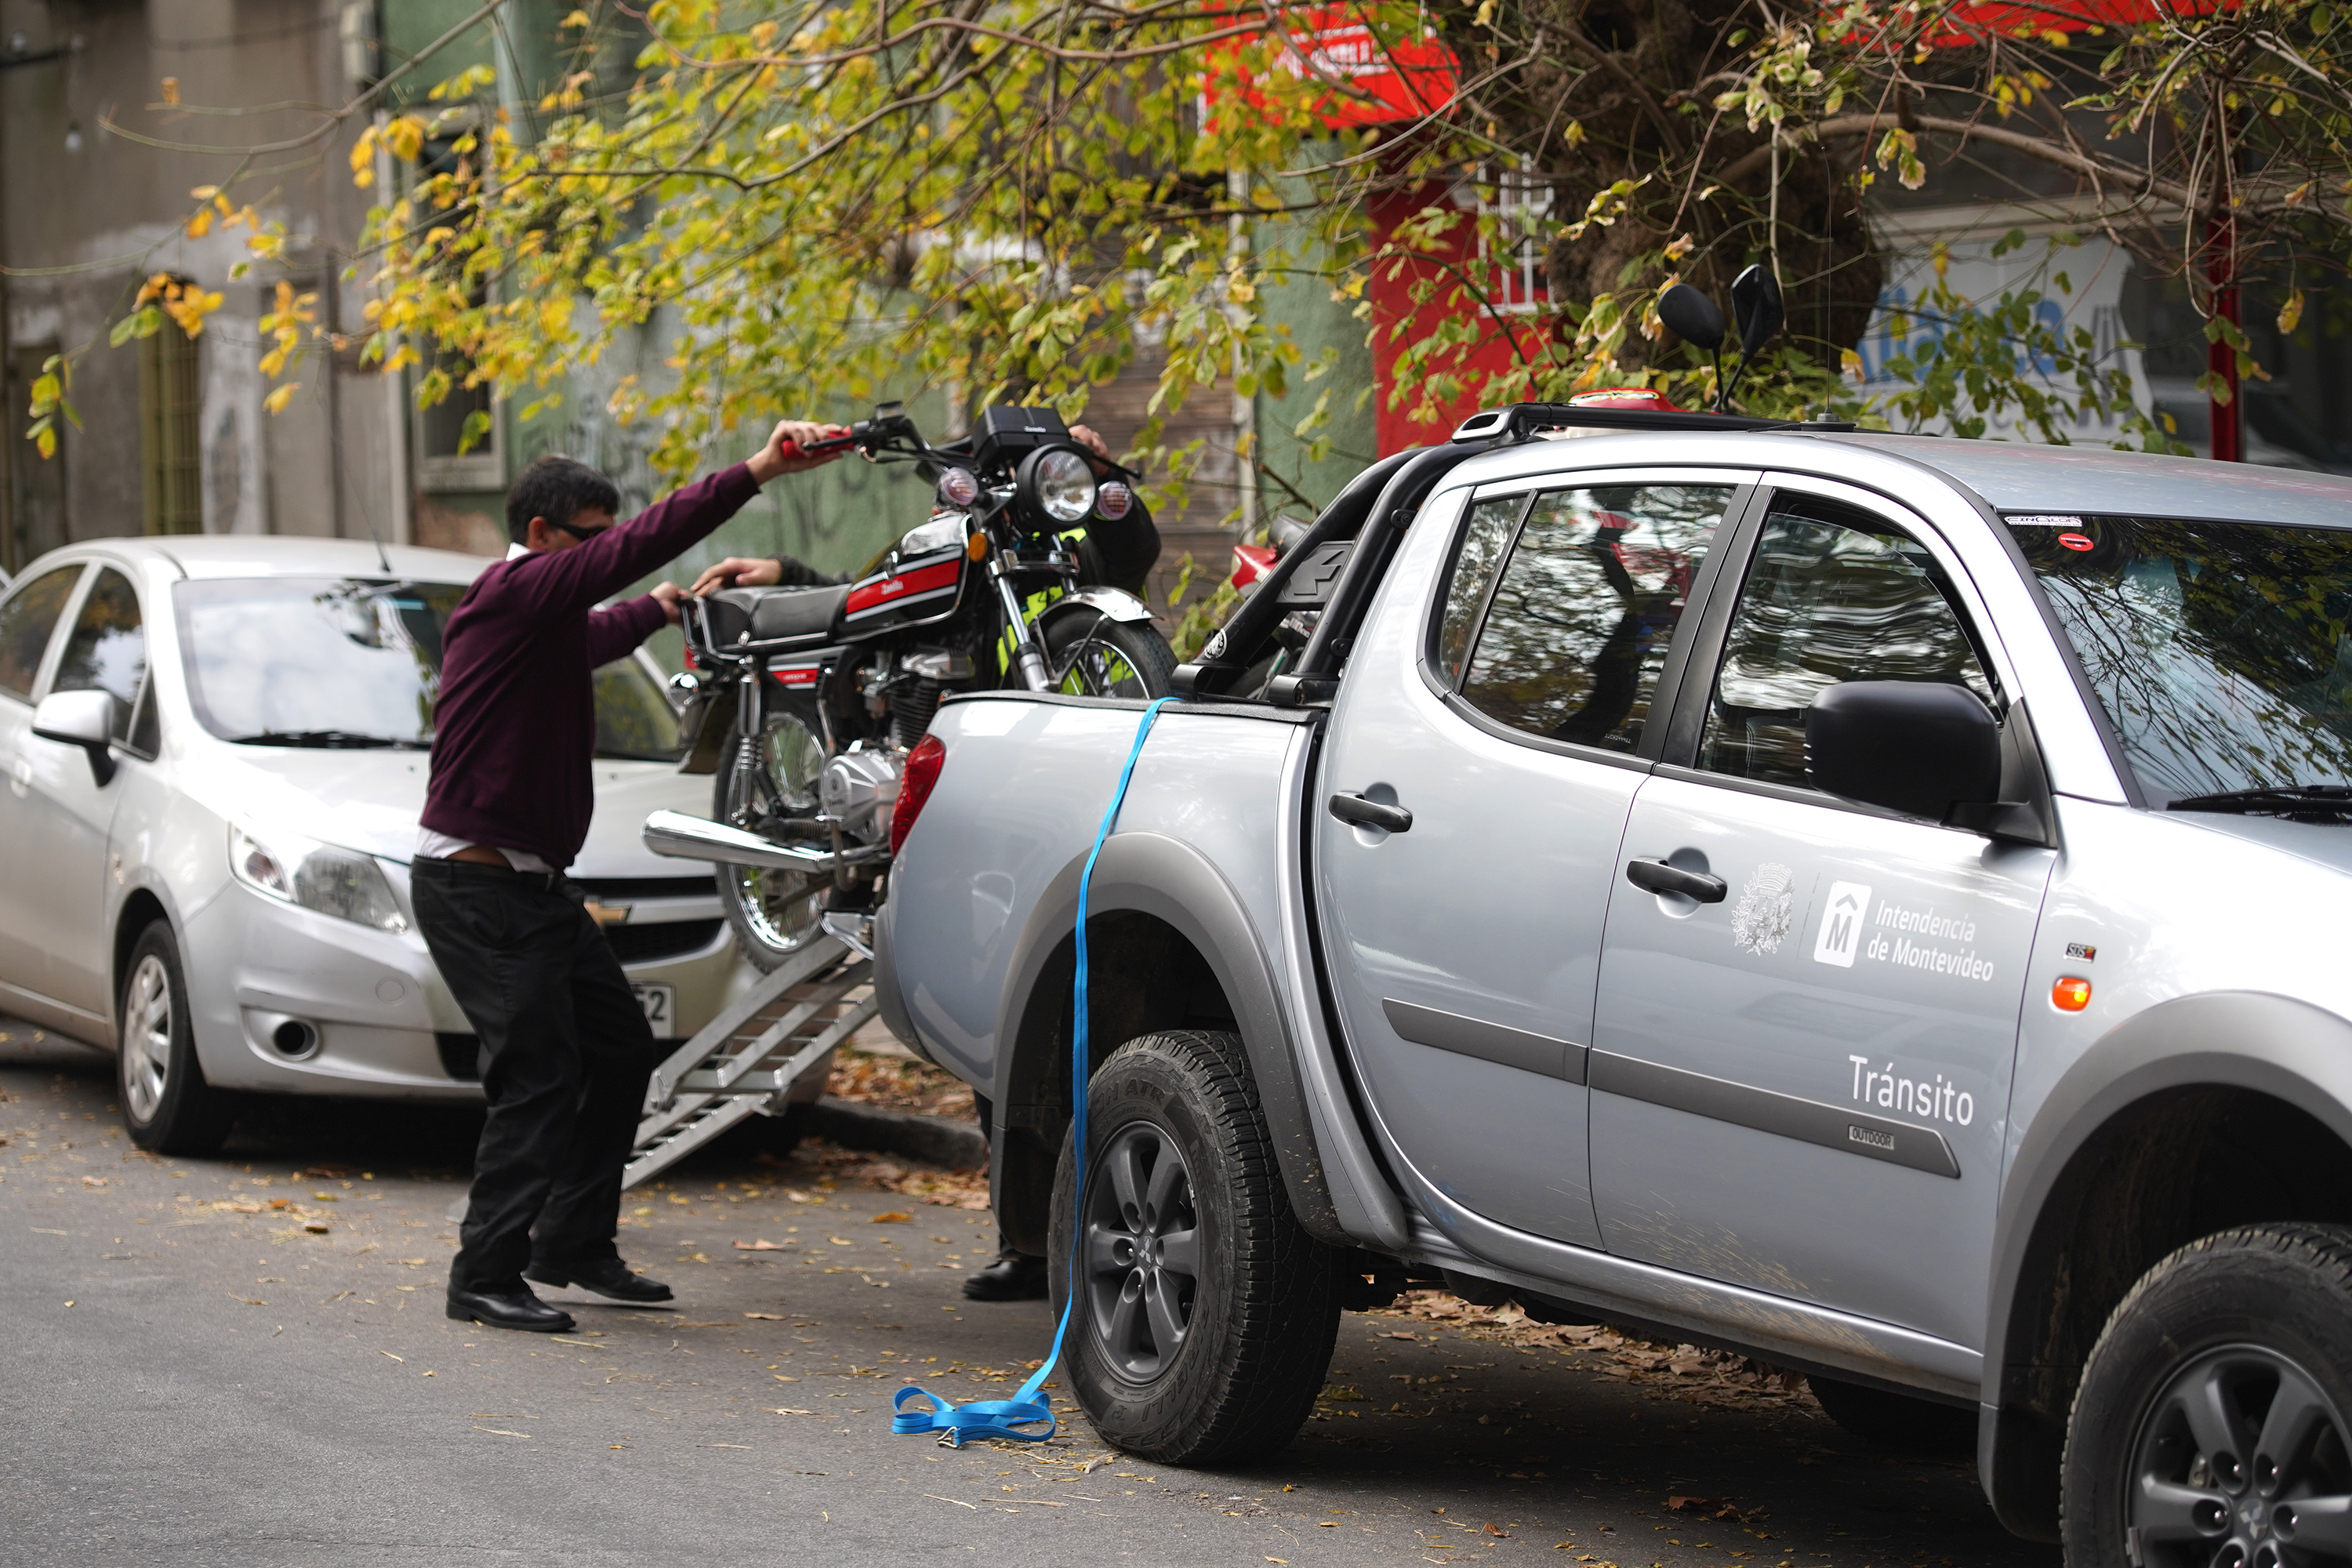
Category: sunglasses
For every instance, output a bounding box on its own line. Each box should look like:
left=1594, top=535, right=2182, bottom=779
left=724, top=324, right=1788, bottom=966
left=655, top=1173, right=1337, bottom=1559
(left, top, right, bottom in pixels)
left=549, top=517, right=611, bottom=540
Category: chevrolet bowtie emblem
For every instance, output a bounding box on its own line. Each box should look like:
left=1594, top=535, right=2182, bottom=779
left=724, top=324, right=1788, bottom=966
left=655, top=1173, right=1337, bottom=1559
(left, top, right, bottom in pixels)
left=583, top=899, right=632, bottom=927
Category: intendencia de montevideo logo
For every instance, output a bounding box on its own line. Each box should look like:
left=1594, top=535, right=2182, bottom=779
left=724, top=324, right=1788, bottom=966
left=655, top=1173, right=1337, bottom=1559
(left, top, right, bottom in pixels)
left=1813, top=880, right=1995, bottom=983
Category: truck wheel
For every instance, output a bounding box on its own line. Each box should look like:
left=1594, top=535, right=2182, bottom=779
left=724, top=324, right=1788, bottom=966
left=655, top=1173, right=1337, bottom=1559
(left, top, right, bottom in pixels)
left=2062, top=1224, right=2352, bottom=1567
left=1049, top=1029, right=1338, bottom=1465
left=1807, top=1374, right=1976, bottom=1457
left=118, top=920, right=235, bottom=1156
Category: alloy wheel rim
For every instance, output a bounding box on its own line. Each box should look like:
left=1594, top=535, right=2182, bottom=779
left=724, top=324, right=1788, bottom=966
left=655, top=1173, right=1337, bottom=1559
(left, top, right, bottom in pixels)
left=120, top=953, right=172, bottom=1123
left=1081, top=1120, right=1200, bottom=1383
left=2127, top=1342, right=2352, bottom=1566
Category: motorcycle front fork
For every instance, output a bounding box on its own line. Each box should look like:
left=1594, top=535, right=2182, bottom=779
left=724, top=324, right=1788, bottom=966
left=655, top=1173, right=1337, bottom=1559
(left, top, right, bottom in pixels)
left=988, top=555, right=1054, bottom=691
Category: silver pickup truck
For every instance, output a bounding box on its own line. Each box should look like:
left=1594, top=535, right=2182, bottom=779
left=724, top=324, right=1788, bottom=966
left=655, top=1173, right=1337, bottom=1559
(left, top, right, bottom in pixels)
left=874, top=403, right=2352, bottom=1563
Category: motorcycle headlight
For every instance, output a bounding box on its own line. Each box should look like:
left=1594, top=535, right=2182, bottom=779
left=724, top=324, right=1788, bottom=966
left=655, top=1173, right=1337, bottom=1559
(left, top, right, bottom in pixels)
left=229, top=824, right=408, bottom=933
left=1018, top=445, right=1098, bottom=528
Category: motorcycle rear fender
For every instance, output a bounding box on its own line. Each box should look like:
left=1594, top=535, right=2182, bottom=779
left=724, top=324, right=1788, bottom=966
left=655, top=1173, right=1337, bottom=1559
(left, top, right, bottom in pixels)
left=1038, top=586, right=1154, bottom=628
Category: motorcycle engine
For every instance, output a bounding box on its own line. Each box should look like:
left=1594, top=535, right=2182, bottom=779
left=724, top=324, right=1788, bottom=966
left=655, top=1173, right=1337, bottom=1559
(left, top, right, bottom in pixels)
left=818, top=748, right=905, bottom=844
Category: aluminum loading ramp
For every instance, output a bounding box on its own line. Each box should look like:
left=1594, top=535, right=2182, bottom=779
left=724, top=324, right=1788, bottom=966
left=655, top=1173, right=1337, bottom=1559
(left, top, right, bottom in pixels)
left=623, top=935, right=876, bottom=1189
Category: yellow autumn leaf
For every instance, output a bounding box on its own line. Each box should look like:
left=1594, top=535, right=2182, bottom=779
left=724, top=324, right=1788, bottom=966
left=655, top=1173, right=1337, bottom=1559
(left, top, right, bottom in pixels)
left=384, top=114, right=425, bottom=162
left=561, top=7, right=591, bottom=24
left=185, top=208, right=214, bottom=239
left=263, top=382, right=301, bottom=415
left=2279, top=289, right=2306, bottom=336
left=160, top=76, right=180, bottom=105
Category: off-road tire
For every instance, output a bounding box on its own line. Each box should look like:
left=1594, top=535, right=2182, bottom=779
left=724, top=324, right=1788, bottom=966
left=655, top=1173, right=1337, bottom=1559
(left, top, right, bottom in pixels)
left=117, top=920, right=235, bottom=1156
left=1042, top=612, right=1177, bottom=699
left=2062, top=1223, right=2352, bottom=1567
left=1807, top=1374, right=1976, bottom=1457
left=1049, top=1029, right=1338, bottom=1465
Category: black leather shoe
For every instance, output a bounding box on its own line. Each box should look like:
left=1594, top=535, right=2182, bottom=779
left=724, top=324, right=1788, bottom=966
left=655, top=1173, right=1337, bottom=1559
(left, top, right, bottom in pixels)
left=962, top=1251, right=1048, bottom=1301
left=526, top=1256, right=675, bottom=1303
left=446, top=1286, right=575, bottom=1333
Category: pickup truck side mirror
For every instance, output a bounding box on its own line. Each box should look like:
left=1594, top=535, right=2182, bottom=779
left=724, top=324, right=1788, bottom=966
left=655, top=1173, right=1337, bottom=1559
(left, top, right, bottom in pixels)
left=1806, top=681, right=1998, bottom=825
left=32, top=688, right=118, bottom=786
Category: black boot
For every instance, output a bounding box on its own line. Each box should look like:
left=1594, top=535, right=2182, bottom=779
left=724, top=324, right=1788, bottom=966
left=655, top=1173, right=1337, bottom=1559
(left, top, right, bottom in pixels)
left=962, top=1250, right=1048, bottom=1302
left=526, top=1256, right=675, bottom=1304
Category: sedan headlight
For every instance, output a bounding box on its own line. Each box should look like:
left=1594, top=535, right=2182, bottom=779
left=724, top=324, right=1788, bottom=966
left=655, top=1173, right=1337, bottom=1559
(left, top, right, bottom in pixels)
left=229, top=824, right=408, bottom=933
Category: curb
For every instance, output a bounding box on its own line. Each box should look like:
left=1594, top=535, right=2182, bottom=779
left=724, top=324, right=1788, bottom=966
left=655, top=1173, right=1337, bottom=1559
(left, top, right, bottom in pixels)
left=804, top=1094, right=987, bottom=1171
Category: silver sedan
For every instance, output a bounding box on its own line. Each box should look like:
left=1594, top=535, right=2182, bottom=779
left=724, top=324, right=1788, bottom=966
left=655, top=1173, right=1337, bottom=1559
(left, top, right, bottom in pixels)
left=0, top=535, right=787, bottom=1152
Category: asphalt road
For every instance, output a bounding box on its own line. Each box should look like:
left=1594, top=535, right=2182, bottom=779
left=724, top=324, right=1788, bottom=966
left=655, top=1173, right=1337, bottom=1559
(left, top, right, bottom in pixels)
left=0, top=1022, right=2060, bottom=1568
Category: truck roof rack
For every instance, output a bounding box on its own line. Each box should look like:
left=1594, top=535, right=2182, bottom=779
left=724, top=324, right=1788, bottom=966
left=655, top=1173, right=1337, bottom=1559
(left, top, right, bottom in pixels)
left=1451, top=401, right=1855, bottom=443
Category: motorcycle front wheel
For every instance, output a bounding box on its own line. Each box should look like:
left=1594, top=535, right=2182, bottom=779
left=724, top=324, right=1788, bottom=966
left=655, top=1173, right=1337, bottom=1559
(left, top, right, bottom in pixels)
left=713, top=706, right=830, bottom=971
left=1043, top=612, right=1177, bottom=698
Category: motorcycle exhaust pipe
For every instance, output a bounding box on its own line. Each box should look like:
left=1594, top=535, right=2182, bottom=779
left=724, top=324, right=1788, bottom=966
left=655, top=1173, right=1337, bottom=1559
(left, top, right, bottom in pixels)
left=642, top=809, right=877, bottom=873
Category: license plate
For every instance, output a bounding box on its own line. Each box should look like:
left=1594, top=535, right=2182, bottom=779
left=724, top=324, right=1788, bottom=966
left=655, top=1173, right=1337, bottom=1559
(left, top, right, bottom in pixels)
left=633, top=982, right=677, bottom=1039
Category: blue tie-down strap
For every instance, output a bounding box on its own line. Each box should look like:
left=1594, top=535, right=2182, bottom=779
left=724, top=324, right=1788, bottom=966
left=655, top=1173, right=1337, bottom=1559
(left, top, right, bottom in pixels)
left=888, top=695, right=1177, bottom=1447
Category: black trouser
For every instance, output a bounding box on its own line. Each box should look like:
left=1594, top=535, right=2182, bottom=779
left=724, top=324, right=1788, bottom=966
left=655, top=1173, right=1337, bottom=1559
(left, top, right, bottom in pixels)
left=412, top=858, right=660, bottom=1293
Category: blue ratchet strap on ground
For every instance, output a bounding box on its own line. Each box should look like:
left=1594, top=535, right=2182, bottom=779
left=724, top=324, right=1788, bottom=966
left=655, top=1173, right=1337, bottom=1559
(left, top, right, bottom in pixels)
left=892, top=694, right=1179, bottom=1446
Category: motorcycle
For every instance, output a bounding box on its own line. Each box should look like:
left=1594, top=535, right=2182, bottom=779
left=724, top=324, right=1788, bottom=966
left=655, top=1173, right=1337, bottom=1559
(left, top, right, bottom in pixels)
left=650, top=401, right=1178, bottom=970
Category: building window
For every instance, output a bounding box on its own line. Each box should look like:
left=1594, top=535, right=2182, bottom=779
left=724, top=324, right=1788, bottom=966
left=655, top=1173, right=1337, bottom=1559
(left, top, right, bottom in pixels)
left=415, top=357, right=502, bottom=491
left=409, top=128, right=504, bottom=492
left=140, top=321, right=203, bottom=534
left=1474, top=162, right=1553, bottom=316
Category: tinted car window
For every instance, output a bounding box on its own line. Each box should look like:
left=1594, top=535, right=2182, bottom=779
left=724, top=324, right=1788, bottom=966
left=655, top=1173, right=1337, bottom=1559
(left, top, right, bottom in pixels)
left=1434, top=495, right=1526, bottom=686
left=1457, top=484, right=1730, bottom=753
left=2007, top=513, right=2352, bottom=804
left=0, top=564, right=82, bottom=700
left=176, top=575, right=677, bottom=758
left=52, top=568, right=147, bottom=742
left=1700, top=497, right=1993, bottom=789
left=593, top=657, right=683, bottom=761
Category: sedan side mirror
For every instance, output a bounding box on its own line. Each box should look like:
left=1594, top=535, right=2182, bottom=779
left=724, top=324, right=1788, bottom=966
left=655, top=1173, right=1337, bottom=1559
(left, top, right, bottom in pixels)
left=1806, top=681, right=1998, bottom=824
left=31, top=688, right=118, bottom=786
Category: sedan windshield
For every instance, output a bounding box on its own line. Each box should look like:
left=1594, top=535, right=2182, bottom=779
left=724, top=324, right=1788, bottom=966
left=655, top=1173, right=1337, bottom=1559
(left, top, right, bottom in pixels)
left=174, top=576, right=678, bottom=759
left=2006, top=514, right=2352, bottom=809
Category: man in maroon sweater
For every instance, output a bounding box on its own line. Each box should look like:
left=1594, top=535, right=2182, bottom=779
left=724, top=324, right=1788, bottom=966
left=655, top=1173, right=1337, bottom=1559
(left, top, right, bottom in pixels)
left=419, top=419, right=844, bottom=1333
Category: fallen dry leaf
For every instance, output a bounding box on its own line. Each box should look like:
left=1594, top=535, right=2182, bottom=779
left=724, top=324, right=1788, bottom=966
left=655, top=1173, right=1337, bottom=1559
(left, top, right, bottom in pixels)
left=1486, top=1523, right=1509, bottom=1537
left=733, top=1240, right=788, bottom=1250
left=744, top=1312, right=786, bottom=1319
left=871, top=1211, right=911, bottom=1223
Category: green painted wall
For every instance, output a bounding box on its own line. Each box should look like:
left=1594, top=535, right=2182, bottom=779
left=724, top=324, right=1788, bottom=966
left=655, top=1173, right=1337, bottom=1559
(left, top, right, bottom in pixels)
left=1250, top=161, right=1377, bottom=523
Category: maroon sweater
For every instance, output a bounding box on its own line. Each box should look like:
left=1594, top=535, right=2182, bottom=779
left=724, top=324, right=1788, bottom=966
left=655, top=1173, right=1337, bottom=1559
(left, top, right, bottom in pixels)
left=422, top=462, right=762, bottom=869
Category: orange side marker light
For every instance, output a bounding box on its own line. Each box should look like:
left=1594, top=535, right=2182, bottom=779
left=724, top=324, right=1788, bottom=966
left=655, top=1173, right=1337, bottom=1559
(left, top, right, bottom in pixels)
left=2052, top=976, right=2092, bottom=1012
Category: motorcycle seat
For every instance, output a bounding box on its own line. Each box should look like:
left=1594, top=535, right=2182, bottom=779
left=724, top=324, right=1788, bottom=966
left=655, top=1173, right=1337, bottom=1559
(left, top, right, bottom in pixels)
left=704, top=584, right=849, bottom=644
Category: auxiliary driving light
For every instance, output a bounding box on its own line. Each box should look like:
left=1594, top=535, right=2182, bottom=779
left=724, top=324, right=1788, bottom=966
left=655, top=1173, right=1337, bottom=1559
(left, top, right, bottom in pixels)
left=1095, top=479, right=1134, bottom=521
left=935, top=466, right=979, bottom=510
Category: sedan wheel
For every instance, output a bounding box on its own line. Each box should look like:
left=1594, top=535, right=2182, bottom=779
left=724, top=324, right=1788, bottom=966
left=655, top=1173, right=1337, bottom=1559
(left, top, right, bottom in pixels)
left=120, top=952, right=173, bottom=1123
left=116, top=920, right=234, bottom=1156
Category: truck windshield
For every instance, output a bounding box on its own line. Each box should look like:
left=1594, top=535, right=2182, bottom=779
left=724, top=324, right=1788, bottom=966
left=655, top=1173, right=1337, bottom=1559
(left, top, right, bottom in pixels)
left=2005, top=514, right=2352, bottom=808
left=174, top=576, right=679, bottom=759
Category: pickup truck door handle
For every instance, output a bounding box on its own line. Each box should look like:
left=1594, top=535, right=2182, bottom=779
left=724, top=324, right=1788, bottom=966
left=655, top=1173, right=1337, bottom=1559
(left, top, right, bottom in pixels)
left=1328, top=792, right=1413, bottom=834
left=1624, top=856, right=1727, bottom=903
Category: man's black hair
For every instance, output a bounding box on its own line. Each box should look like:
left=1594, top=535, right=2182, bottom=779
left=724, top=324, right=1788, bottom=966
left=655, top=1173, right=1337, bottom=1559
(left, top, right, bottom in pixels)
left=506, top=455, right=621, bottom=545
